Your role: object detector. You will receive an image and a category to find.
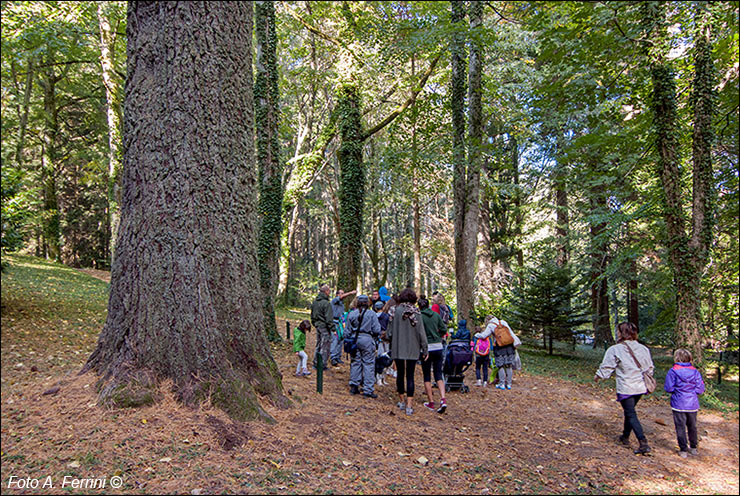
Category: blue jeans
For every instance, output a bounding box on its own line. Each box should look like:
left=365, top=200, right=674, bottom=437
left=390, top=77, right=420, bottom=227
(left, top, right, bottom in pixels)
left=620, top=395, right=645, bottom=440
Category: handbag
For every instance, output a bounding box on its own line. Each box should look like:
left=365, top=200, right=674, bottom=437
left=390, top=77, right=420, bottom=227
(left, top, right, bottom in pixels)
left=513, top=350, right=522, bottom=371
left=343, top=309, right=366, bottom=356
left=622, top=342, right=656, bottom=394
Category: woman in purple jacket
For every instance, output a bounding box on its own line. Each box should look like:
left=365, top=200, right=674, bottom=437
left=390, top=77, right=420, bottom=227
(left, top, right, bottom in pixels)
left=664, top=348, right=705, bottom=457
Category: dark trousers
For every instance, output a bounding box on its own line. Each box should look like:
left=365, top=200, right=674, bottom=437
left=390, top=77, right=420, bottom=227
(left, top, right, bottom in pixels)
left=619, top=394, right=645, bottom=441
left=395, top=359, right=417, bottom=397
left=672, top=410, right=698, bottom=451
left=421, top=349, right=444, bottom=383
left=475, top=355, right=489, bottom=382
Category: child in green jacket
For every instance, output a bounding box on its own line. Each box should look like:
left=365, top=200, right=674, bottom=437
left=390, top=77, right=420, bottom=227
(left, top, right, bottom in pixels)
left=294, top=320, right=311, bottom=377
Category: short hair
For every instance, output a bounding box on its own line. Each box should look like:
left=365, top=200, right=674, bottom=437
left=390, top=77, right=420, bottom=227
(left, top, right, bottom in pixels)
left=674, top=348, right=692, bottom=363
left=320, top=284, right=330, bottom=293
left=336, top=289, right=343, bottom=296
left=617, top=322, right=638, bottom=341
left=397, top=288, right=417, bottom=304
left=418, top=297, right=429, bottom=310
left=299, top=320, right=311, bottom=332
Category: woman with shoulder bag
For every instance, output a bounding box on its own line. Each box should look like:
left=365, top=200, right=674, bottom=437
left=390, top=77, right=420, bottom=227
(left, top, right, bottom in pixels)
left=594, top=322, right=655, bottom=455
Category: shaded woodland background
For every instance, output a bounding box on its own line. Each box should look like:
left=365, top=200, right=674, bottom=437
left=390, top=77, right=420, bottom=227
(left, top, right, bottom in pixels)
left=1, top=1, right=738, bottom=364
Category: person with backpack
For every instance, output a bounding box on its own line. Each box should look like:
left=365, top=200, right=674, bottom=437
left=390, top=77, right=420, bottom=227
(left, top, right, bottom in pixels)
left=664, top=348, right=705, bottom=457
left=293, top=320, right=312, bottom=377
left=473, top=325, right=492, bottom=387
left=375, top=300, right=391, bottom=387
left=419, top=296, right=448, bottom=413
left=594, top=322, right=655, bottom=455
left=475, top=316, right=518, bottom=390
left=330, top=288, right=356, bottom=367
left=387, top=288, right=428, bottom=416
left=347, top=294, right=382, bottom=398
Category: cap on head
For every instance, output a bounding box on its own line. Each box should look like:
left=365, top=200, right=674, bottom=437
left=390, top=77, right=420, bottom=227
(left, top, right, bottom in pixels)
left=357, top=294, right=369, bottom=304
left=373, top=301, right=384, bottom=311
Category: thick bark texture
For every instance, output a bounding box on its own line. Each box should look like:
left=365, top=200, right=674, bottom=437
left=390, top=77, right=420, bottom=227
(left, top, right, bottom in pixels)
left=13, top=57, right=34, bottom=168
left=255, top=1, right=283, bottom=343
left=84, top=2, right=286, bottom=421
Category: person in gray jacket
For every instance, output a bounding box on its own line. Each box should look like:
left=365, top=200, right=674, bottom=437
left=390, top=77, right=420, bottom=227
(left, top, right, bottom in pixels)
left=310, top=284, right=334, bottom=370
left=595, top=322, right=655, bottom=455
left=347, top=295, right=381, bottom=398
left=387, top=288, right=428, bottom=415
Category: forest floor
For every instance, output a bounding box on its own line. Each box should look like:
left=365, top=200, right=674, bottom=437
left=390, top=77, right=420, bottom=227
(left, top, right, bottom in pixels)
left=1, top=254, right=738, bottom=495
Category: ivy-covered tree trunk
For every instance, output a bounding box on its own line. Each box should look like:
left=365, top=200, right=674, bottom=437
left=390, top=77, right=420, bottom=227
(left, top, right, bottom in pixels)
left=644, top=2, right=715, bottom=366
left=255, top=1, right=283, bottom=343
left=97, top=2, right=123, bottom=267
left=336, top=83, right=365, bottom=292
left=83, top=1, right=286, bottom=421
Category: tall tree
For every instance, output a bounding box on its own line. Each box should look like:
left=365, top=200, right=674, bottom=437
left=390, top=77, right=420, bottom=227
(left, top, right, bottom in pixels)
left=255, top=1, right=283, bottom=342
left=84, top=1, right=286, bottom=420
left=643, top=2, right=715, bottom=365
left=452, top=0, right=482, bottom=321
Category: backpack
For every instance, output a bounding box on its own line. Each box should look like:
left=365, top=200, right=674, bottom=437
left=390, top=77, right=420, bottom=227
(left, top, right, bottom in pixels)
left=474, top=338, right=491, bottom=356
left=439, top=305, right=450, bottom=325
left=494, top=323, right=514, bottom=347
left=343, top=309, right=366, bottom=356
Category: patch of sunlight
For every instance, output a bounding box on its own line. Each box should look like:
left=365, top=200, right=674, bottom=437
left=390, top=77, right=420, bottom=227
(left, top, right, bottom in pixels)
left=585, top=399, right=609, bottom=412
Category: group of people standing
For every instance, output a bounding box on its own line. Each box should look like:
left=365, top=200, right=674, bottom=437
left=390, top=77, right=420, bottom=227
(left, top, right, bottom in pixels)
left=299, top=284, right=522, bottom=416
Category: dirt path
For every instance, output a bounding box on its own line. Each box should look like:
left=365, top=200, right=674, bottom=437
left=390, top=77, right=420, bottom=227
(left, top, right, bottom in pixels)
left=74, top=267, right=111, bottom=283
left=1, top=313, right=737, bottom=494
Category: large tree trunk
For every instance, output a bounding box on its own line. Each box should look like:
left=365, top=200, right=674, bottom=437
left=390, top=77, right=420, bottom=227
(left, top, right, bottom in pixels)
left=255, top=1, right=283, bottom=343
left=97, top=2, right=123, bottom=267
left=84, top=1, right=286, bottom=421
left=336, top=83, right=365, bottom=292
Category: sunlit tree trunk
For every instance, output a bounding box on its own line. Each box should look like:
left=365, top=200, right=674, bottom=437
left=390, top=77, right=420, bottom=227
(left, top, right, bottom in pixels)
left=97, top=2, right=123, bottom=266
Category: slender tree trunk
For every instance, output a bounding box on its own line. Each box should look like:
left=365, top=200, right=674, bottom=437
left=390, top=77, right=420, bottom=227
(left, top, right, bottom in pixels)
left=553, top=157, right=569, bottom=268
left=84, top=1, right=286, bottom=421
left=98, top=2, right=123, bottom=267
left=589, top=182, right=612, bottom=349
left=39, top=61, right=60, bottom=262
left=13, top=57, right=34, bottom=168
left=255, top=1, right=283, bottom=342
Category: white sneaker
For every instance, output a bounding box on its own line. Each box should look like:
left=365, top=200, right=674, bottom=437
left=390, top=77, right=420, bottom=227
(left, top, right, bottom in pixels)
left=475, top=379, right=482, bottom=386
left=388, top=369, right=397, bottom=378
left=483, top=381, right=487, bottom=387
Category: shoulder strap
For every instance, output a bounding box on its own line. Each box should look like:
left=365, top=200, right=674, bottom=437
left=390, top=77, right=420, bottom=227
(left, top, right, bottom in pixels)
left=621, top=342, right=643, bottom=371
left=355, top=309, right=366, bottom=334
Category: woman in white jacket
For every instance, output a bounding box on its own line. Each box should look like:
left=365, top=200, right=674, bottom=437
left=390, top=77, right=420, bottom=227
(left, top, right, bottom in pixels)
left=474, top=316, right=519, bottom=390
left=594, top=322, right=654, bottom=455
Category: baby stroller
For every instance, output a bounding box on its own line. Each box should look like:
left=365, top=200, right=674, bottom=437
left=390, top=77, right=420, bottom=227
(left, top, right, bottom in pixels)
left=443, top=339, right=473, bottom=393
